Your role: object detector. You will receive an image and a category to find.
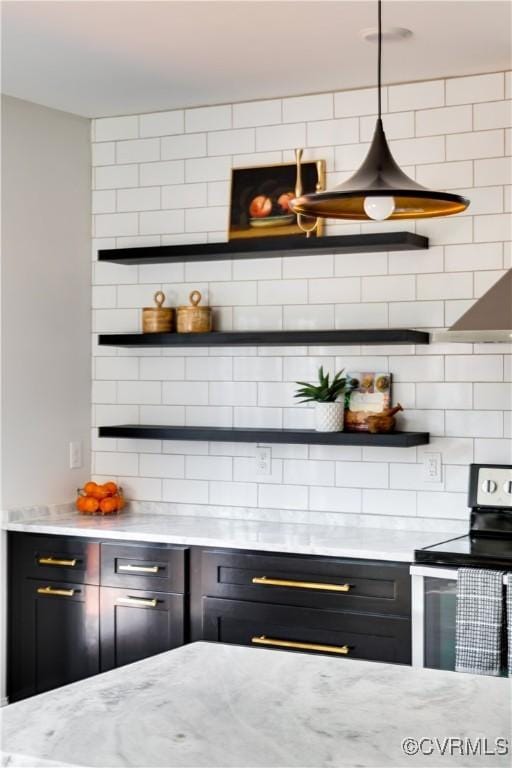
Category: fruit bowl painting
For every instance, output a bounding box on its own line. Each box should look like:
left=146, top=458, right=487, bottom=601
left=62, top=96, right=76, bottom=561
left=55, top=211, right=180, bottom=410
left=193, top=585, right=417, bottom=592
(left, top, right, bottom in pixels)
left=229, top=160, right=326, bottom=240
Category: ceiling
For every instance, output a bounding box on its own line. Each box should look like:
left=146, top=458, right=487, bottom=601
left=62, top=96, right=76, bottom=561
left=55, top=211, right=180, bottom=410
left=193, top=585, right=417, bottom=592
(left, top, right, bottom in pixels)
left=1, top=0, right=511, bottom=118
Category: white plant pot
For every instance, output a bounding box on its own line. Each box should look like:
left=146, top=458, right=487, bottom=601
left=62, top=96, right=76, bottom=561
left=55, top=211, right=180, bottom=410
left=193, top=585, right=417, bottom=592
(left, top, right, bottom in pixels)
left=314, top=402, right=345, bottom=432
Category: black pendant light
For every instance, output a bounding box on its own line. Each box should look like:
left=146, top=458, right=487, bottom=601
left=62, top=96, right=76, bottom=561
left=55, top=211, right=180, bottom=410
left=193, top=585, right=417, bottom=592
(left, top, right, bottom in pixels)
left=290, top=0, right=470, bottom=221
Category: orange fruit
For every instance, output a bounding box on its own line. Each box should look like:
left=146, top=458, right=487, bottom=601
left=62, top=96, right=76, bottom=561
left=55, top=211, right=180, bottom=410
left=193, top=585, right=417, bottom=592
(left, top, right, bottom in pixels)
left=91, top=484, right=109, bottom=500
left=84, top=481, right=98, bottom=496
left=115, top=492, right=125, bottom=510
left=99, top=496, right=118, bottom=514
left=83, top=496, right=99, bottom=514
left=103, top=481, right=118, bottom=495
left=76, top=495, right=88, bottom=512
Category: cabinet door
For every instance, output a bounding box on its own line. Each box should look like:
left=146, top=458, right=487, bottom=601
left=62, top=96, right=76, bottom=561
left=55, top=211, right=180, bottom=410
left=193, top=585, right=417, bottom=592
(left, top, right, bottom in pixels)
left=9, top=579, right=100, bottom=702
left=202, top=597, right=411, bottom=664
left=100, top=587, right=185, bottom=672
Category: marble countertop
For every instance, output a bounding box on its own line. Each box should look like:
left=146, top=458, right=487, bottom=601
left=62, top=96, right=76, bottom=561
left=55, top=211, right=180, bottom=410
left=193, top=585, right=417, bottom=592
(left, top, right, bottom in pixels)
left=1, top=642, right=510, bottom=768
left=3, top=510, right=457, bottom=562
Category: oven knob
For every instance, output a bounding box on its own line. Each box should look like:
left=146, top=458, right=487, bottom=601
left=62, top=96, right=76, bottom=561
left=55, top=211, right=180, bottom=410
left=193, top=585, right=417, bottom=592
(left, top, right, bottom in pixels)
left=503, top=480, right=512, bottom=495
left=482, top=479, right=497, bottom=494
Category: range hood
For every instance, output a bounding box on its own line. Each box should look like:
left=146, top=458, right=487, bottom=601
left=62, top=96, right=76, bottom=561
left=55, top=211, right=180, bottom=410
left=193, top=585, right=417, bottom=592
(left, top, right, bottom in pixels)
left=434, top=269, right=512, bottom=343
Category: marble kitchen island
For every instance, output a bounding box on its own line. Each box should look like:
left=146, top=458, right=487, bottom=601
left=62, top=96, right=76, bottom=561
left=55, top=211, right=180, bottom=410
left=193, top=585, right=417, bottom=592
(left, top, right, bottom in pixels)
left=1, top=642, right=510, bottom=768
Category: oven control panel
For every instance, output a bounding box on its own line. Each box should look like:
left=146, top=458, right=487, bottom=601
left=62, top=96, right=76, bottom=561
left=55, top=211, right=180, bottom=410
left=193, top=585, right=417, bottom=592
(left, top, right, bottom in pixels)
left=471, top=464, right=512, bottom=509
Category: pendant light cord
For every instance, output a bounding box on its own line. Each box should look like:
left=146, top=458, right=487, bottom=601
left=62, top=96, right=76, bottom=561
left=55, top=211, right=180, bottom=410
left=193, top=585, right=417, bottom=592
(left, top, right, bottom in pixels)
left=378, top=0, right=382, bottom=120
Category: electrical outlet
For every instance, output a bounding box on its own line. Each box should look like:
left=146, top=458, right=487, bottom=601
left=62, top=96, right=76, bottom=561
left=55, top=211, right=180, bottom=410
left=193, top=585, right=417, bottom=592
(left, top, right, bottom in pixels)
left=256, top=446, right=272, bottom=476
left=69, top=441, right=83, bottom=469
left=422, top=452, right=442, bottom=484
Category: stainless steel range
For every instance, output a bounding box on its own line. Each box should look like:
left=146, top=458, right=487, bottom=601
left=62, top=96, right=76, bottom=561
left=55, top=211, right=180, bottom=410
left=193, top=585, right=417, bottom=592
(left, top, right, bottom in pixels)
left=411, top=464, right=511, bottom=671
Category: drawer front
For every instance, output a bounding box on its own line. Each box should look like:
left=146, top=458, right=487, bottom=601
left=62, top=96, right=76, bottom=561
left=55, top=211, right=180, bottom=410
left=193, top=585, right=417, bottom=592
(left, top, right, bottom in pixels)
left=202, top=597, right=411, bottom=665
left=100, top=542, right=187, bottom=593
left=200, top=549, right=410, bottom=617
left=100, top=587, right=185, bottom=672
left=15, top=533, right=100, bottom=585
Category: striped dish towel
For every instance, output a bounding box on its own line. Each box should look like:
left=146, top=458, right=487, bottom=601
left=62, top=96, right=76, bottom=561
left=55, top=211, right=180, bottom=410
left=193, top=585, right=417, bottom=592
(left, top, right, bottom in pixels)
left=455, top=568, right=504, bottom=676
left=508, top=574, right=512, bottom=677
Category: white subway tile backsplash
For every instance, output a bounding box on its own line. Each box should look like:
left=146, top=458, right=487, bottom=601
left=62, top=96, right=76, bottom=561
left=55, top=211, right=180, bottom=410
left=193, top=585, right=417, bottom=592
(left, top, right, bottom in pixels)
left=139, top=110, right=184, bottom=138
left=446, top=410, right=503, bottom=438
left=446, top=73, right=504, bottom=105
left=140, top=160, right=184, bottom=186
left=284, top=304, right=334, bottom=330
left=416, top=161, right=473, bottom=190
left=336, top=461, right=388, bottom=489
left=474, top=383, right=512, bottom=410
left=92, top=142, right=115, bottom=166
left=233, top=99, right=282, bottom=128
left=307, top=117, right=358, bottom=147
left=474, top=100, right=512, bottom=130
left=444, top=242, right=503, bottom=272
left=309, top=277, right=360, bottom=304
left=256, top=123, right=306, bottom=152
left=95, top=116, right=138, bottom=142
left=162, top=478, right=208, bottom=504
left=283, top=93, right=332, bottom=122
left=447, top=129, right=504, bottom=161
left=362, top=489, right=416, bottom=516
left=140, top=453, right=185, bottom=478
left=388, top=80, right=444, bottom=112
left=417, top=272, right=473, bottom=300
left=162, top=133, right=206, bottom=160
left=139, top=210, right=184, bottom=235
left=475, top=156, right=512, bottom=186
left=335, top=302, right=388, bottom=329
left=117, top=187, right=160, bottom=212
left=334, top=87, right=384, bottom=117
left=95, top=164, right=138, bottom=190
left=117, top=138, right=160, bottom=164
left=259, top=483, right=309, bottom=510
left=362, top=275, right=415, bottom=302
left=474, top=213, right=512, bottom=242
left=91, top=71, right=511, bottom=528
left=416, top=105, right=472, bottom=137
left=185, top=105, right=231, bottom=133
left=389, top=301, right=444, bottom=328
left=208, top=128, right=255, bottom=156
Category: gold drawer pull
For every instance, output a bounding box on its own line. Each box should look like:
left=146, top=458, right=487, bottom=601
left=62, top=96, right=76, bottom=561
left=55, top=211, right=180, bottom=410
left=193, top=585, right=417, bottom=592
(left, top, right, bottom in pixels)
left=37, top=586, right=75, bottom=597
left=117, top=596, right=158, bottom=608
left=252, top=576, right=351, bottom=592
left=118, top=564, right=160, bottom=574
left=252, top=635, right=350, bottom=655
left=38, top=557, right=77, bottom=567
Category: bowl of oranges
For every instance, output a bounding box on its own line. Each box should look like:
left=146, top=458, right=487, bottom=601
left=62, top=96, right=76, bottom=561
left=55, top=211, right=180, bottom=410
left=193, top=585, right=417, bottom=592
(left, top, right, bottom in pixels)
left=76, top=481, right=125, bottom=515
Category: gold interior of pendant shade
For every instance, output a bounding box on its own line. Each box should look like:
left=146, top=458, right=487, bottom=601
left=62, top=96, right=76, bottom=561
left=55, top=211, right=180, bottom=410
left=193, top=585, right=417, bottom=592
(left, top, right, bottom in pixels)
left=291, top=193, right=469, bottom=220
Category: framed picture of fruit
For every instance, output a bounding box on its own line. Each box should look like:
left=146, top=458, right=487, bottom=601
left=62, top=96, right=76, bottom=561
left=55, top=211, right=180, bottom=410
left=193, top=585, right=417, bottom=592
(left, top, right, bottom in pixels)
left=228, top=159, right=326, bottom=240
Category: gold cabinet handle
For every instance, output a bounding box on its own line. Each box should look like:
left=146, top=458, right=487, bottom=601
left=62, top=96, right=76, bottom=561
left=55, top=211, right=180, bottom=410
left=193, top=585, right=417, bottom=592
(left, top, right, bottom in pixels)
left=38, top=557, right=77, bottom=567
left=37, top=586, right=75, bottom=597
left=118, top=564, right=160, bottom=574
left=252, top=576, right=351, bottom=592
left=252, top=635, right=350, bottom=655
left=117, top=596, right=158, bottom=608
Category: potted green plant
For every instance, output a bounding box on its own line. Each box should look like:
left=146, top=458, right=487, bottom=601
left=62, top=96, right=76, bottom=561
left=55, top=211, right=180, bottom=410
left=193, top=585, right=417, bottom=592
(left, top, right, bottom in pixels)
left=295, top=367, right=349, bottom=432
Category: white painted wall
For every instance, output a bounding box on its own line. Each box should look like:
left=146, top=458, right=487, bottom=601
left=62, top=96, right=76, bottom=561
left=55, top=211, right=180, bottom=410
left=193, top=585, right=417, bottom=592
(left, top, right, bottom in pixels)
left=0, top=95, right=91, bottom=700
left=91, top=71, right=512, bottom=532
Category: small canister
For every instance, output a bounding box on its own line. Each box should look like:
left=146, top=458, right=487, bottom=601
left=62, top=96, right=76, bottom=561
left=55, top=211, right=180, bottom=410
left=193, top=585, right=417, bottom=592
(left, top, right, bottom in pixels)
left=177, top=290, right=212, bottom=333
left=142, top=291, right=175, bottom=333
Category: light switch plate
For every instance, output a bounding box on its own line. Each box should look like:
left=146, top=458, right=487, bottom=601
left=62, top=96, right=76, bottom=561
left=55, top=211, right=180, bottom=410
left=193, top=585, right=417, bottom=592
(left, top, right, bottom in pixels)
left=69, top=441, right=83, bottom=469
left=256, top=446, right=272, bottom=476
left=422, top=452, right=442, bottom=484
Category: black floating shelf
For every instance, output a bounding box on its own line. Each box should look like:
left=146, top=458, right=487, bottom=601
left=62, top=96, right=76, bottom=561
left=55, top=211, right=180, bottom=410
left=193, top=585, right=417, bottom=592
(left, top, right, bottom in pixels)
left=99, top=425, right=430, bottom=448
left=98, top=232, right=428, bottom=265
left=99, top=329, right=429, bottom=347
